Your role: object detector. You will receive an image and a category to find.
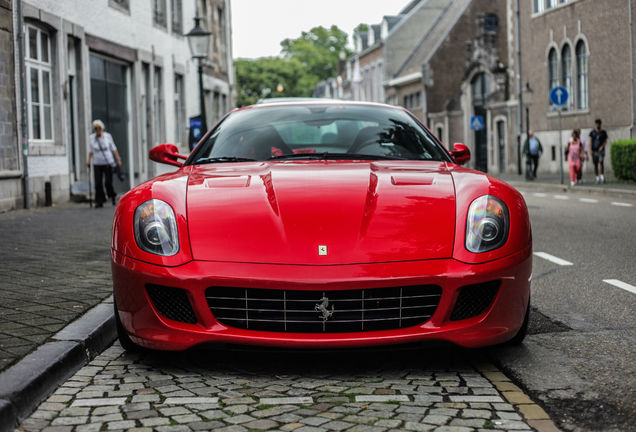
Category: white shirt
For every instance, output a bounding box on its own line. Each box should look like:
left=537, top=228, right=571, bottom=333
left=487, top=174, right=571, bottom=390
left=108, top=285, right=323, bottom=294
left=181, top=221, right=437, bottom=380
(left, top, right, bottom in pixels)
left=90, top=132, right=117, bottom=166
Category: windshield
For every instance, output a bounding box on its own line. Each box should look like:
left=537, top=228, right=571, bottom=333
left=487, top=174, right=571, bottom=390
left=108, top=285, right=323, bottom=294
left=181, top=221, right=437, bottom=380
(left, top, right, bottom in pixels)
left=186, top=104, right=451, bottom=165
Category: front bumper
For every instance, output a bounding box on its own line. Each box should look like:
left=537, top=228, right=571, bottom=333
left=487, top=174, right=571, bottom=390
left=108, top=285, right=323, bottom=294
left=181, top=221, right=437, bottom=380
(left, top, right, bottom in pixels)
left=112, top=247, right=531, bottom=350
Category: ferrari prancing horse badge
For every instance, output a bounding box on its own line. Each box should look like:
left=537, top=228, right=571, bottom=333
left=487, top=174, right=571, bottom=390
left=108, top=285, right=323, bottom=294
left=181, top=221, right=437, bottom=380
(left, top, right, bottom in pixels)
left=318, top=245, right=328, bottom=256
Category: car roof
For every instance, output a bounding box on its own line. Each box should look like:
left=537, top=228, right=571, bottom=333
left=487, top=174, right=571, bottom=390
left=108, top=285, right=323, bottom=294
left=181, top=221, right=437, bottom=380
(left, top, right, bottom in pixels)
left=255, top=97, right=320, bottom=104
left=250, top=98, right=406, bottom=111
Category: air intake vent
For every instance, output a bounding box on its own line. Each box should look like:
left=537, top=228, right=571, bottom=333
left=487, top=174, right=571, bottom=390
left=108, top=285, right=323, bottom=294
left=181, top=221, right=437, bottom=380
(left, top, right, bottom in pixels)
left=450, top=281, right=500, bottom=321
left=146, top=284, right=197, bottom=324
left=206, top=285, right=442, bottom=333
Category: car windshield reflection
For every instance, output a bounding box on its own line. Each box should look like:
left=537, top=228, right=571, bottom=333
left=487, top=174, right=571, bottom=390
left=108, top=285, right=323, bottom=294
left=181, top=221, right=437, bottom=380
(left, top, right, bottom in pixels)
left=187, top=104, right=449, bottom=164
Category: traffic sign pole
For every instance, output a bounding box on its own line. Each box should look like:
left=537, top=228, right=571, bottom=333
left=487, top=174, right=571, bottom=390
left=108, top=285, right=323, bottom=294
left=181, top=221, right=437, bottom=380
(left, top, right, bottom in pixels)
left=549, top=86, right=569, bottom=185
left=559, top=108, right=564, bottom=185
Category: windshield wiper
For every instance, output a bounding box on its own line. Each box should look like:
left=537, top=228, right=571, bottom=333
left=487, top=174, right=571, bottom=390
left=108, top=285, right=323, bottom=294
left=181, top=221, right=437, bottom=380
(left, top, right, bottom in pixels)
left=268, top=152, right=407, bottom=161
left=195, top=156, right=257, bottom=164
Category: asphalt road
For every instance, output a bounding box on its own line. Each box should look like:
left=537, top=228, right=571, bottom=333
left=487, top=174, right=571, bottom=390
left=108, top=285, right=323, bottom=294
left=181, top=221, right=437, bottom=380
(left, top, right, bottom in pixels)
left=490, top=187, right=636, bottom=431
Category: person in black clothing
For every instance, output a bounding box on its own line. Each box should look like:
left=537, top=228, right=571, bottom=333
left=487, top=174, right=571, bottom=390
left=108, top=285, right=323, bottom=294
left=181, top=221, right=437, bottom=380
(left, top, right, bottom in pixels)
left=589, top=119, right=608, bottom=183
left=522, top=130, right=543, bottom=179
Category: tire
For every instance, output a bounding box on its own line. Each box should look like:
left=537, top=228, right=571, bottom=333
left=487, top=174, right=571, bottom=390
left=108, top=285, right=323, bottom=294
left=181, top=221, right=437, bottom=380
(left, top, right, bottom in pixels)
left=114, top=301, right=142, bottom=352
left=505, top=296, right=530, bottom=346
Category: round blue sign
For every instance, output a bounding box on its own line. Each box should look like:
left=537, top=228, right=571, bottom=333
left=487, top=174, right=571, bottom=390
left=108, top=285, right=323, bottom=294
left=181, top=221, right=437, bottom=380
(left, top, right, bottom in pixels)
left=550, top=86, right=569, bottom=106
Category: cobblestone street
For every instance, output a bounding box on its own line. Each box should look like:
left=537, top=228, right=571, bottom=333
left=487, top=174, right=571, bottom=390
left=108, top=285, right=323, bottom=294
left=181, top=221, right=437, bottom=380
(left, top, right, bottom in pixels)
left=0, top=204, right=114, bottom=371
left=17, top=344, right=554, bottom=432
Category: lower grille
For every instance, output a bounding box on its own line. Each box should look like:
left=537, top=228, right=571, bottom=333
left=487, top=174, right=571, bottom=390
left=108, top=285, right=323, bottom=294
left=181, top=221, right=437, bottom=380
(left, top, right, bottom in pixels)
left=206, top=285, right=442, bottom=333
left=449, top=280, right=500, bottom=321
left=146, top=284, right=197, bottom=324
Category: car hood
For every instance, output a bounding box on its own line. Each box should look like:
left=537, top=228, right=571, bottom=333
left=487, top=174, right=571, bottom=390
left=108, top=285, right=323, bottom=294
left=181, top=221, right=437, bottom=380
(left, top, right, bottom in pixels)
left=186, top=161, right=456, bottom=264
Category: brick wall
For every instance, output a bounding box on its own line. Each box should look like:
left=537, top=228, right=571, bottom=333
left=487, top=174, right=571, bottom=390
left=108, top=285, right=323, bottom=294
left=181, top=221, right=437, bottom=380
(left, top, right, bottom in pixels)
left=520, top=0, right=632, bottom=132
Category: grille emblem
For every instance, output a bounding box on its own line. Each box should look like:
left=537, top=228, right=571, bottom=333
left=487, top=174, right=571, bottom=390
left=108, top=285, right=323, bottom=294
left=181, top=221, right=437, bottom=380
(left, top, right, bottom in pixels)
left=315, top=296, right=334, bottom=322
left=318, top=245, right=328, bottom=255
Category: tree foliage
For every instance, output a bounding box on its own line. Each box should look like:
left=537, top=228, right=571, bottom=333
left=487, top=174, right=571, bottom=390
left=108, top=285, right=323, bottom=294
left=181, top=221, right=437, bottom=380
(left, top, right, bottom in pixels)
left=235, top=57, right=307, bottom=106
left=353, top=23, right=369, bottom=39
left=281, top=25, right=351, bottom=83
left=235, top=25, right=352, bottom=105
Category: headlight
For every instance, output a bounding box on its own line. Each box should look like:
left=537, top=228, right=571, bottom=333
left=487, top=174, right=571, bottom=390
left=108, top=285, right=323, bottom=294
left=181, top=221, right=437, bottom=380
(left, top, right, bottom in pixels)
left=465, top=195, right=509, bottom=253
left=134, top=199, right=179, bottom=256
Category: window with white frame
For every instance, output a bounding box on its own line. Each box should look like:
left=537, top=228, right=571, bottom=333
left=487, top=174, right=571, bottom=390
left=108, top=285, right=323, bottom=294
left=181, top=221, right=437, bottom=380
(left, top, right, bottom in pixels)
left=153, top=0, right=167, bottom=28
left=174, top=74, right=184, bottom=145
left=171, top=0, right=182, bottom=34
left=153, top=67, right=163, bottom=143
left=576, top=40, right=588, bottom=109
left=534, top=0, right=571, bottom=13
left=25, top=24, right=54, bottom=142
left=109, top=0, right=129, bottom=12
left=217, top=6, right=226, bottom=48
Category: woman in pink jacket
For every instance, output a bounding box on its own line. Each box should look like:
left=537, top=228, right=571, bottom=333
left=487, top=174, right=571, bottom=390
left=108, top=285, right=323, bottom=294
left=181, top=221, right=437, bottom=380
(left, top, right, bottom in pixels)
left=566, top=129, right=585, bottom=186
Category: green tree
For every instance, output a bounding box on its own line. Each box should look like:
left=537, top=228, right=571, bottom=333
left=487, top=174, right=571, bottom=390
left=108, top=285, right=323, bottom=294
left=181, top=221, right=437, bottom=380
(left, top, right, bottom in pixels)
left=235, top=57, right=307, bottom=106
left=353, top=23, right=369, bottom=40
left=280, top=25, right=352, bottom=92
left=234, top=25, right=352, bottom=106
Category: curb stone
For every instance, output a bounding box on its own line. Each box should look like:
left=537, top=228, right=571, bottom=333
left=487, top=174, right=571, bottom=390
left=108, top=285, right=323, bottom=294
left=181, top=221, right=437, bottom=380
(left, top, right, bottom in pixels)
left=476, top=363, right=562, bottom=432
left=0, top=297, right=115, bottom=432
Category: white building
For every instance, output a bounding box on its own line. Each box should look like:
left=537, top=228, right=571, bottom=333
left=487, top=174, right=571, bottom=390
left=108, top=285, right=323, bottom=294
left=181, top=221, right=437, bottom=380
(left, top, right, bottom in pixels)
left=1, top=0, right=234, bottom=211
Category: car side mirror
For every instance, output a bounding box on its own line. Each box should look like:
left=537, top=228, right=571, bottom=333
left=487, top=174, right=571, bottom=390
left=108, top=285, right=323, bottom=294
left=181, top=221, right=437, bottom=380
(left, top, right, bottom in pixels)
left=450, top=143, right=470, bottom=165
left=149, top=143, right=187, bottom=168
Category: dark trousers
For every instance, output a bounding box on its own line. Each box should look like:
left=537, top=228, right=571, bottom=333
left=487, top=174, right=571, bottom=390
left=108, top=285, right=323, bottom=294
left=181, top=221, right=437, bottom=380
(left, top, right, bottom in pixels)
left=94, top=164, right=115, bottom=205
left=529, top=154, right=539, bottom=177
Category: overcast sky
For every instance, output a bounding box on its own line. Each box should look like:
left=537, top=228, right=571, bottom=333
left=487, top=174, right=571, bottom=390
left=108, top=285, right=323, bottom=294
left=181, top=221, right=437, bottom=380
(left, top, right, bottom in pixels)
left=230, top=0, right=413, bottom=59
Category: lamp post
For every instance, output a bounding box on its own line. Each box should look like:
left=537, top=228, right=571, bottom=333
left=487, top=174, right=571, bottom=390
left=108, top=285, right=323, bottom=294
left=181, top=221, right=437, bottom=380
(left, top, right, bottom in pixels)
left=186, top=11, right=211, bottom=133
left=521, top=82, right=533, bottom=180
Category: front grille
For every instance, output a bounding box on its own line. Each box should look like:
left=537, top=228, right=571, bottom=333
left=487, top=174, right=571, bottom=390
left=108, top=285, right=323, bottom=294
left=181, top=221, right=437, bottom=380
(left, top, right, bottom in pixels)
left=146, top=284, right=197, bottom=324
left=449, top=280, right=500, bottom=321
left=206, top=285, right=442, bottom=333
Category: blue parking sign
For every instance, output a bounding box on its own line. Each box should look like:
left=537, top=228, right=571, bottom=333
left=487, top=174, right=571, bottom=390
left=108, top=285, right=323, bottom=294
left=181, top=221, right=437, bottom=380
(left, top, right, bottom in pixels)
left=190, top=117, right=203, bottom=139
left=470, top=116, right=484, bottom=131
left=550, top=86, right=569, bottom=106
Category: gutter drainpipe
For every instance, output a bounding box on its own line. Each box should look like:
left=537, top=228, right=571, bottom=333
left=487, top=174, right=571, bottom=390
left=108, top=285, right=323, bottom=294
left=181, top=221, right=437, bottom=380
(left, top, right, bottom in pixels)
left=630, top=0, right=635, bottom=138
left=515, top=0, right=523, bottom=175
left=16, top=0, right=29, bottom=208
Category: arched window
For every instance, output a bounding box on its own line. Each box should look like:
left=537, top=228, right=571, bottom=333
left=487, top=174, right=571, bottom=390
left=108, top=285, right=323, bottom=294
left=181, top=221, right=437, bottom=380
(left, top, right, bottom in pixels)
left=576, top=40, right=588, bottom=109
left=548, top=48, right=558, bottom=103
left=561, top=45, right=573, bottom=110
left=471, top=73, right=491, bottom=106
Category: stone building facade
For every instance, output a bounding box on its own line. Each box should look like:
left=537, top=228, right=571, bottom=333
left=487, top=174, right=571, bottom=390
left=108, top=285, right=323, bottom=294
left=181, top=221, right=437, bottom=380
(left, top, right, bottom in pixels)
left=0, top=0, right=20, bottom=211
left=0, top=0, right=234, bottom=212
left=520, top=0, right=635, bottom=176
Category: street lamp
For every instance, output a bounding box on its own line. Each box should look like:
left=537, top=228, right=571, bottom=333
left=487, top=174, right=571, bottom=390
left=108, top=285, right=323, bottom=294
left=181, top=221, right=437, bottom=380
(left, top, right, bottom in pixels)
left=186, top=12, right=211, bottom=133
left=521, top=82, right=533, bottom=179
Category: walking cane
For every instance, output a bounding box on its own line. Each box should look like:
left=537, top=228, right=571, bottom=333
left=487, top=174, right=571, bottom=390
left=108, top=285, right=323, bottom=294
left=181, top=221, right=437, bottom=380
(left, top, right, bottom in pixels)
left=88, top=163, right=93, bottom=208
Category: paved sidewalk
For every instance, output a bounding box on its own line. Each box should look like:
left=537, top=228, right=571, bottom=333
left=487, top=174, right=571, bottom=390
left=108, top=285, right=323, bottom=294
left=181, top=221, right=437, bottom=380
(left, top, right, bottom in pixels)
left=19, top=344, right=555, bottom=432
left=0, top=203, right=114, bottom=372
left=492, top=172, right=636, bottom=196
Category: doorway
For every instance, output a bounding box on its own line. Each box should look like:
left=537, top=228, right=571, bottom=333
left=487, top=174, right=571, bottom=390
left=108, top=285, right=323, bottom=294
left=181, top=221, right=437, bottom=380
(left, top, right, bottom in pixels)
left=89, top=54, right=130, bottom=192
left=471, top=73, right=490, bottom=173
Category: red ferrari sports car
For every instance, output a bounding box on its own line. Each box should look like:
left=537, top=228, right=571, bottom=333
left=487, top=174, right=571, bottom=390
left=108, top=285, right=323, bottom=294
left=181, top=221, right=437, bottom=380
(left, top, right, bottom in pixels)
left=112, top=100, right=532, bottom=351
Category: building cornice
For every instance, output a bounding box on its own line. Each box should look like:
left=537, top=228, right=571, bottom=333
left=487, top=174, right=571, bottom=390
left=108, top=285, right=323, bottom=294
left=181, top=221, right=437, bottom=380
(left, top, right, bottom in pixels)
left=385, top=71, right=422, bottom=88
